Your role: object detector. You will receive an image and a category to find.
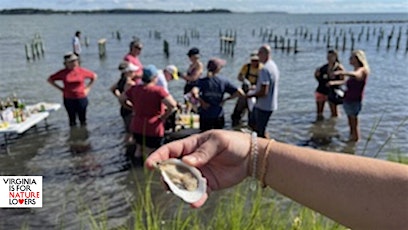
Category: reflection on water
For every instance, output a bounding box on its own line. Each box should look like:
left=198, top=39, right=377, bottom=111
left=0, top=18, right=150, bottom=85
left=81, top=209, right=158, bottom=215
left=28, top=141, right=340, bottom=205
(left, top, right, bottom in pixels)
left=68, top=126, right=91, bottom=154
left=298, top=117, right=357, bottom=154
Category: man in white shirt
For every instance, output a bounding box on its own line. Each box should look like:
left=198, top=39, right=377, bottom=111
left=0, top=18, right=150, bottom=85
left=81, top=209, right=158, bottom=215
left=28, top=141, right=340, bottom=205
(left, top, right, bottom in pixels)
left=72, top=31, right=82, bottom=57
left=156, top=65, right=179, bottom=93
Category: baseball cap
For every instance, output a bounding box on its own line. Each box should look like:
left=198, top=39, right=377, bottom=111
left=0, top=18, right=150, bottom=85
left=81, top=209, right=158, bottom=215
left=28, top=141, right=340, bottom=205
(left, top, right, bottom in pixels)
left=165, top=65, right=179, bottom=80
left=142, top=64, right=158, bottom=83
left=187, top=47, right=200, bottom=56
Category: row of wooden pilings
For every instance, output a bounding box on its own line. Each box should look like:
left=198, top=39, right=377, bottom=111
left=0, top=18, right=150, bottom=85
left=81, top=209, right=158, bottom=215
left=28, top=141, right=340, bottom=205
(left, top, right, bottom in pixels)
left=255, top=24, right=408, bottom=53
left=219, top=30, right=236, bottom=56
left=256, top=29, right=299, bottom=53
left=292, top=25, right=408, bottom=52
left=176, top=29, right=200, bottom=46
left=25, top=33, right=45, bottom=60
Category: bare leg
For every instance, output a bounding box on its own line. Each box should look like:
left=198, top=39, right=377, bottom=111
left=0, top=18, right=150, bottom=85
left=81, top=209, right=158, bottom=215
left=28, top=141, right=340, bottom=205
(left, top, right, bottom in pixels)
left=347, top=115, right=359, bottom=142
left=316, top=101, right=325, bottom=120
left=329, top=102, right=339, bottom=117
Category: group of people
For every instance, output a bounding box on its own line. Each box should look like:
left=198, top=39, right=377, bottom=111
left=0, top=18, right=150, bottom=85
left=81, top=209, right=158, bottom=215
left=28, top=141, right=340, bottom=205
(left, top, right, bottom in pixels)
left=314, top=49, right=370, bottom=142
left=179, top=45, right=280, bottom=139
left=45, top=31, right=407, bottom=229
left=46, top=31, right=370, bottom=156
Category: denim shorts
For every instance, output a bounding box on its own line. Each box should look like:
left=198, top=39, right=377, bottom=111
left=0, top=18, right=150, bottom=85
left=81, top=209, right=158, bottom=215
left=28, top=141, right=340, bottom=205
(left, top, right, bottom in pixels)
left=343, top=101, right=362, bottom=116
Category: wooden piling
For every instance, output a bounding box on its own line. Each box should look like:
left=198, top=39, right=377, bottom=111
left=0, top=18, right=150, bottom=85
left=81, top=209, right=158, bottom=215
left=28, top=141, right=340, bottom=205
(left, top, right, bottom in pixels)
left=396, top=36, right=400, bottom=50
left=387, top=35, right=392, bottom=49
left=294, top=39, right=298, bottom=54
left=25, top=44, right=31, bottom=60
left=163, top=40, right=169, bottom=58
left=351, top=36, right=355, bottom=51
left=84, top=36, right=89, bottom=47
left=31, top=42, right=36, bottom=60
left=377, top=35, right=382, bottom=49
left=342, top=34, right=346, bottom=51
left=326, top=35, right=331, bottom=48
left=366, top=27, right=370, bottom=41
left=335, top=36, right=339, bottom=50
left=287, top=39, right=290, bottom=53
left=98, top=38, right=107, bottom=58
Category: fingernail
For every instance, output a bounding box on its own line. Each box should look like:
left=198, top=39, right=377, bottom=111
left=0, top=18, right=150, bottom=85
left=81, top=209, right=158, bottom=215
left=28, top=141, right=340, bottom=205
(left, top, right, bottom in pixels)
left=184, top=155, right=197, bottom=164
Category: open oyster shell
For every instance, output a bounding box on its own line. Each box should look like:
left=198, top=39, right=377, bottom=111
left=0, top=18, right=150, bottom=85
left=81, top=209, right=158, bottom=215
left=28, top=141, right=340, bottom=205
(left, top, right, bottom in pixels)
left=156, top=158, right=207, bottom=203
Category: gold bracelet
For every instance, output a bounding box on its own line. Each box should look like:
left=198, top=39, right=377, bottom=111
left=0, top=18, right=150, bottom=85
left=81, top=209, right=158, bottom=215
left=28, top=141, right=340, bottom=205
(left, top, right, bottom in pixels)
left=258, top=139, right=274, bottom=188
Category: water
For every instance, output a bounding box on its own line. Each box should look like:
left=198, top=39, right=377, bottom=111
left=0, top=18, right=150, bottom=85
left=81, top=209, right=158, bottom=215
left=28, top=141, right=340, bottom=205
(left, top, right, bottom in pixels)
left=0, top=13, right=407, bottom=229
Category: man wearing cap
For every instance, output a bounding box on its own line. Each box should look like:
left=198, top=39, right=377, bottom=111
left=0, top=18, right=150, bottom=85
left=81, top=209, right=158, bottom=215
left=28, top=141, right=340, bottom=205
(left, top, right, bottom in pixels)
left=247, top=44, right=280, bottom=138
left=156, top=65, right=179, bottom=93
left=120, top=65, right=177, bottom=165
left=48, top=52, right=97, bottom=127
left=231, top=51, right=263, bottom=127
left=123, top=40, right=144, bottom=81
left=193, top=58, right=244, bottom=132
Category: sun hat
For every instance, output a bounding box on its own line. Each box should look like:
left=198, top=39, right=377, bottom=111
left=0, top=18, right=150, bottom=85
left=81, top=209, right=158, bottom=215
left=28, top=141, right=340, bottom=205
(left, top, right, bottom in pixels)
left=250, top=51, right=259, bottom=61
left=187, top=47, right=200, bottom=56
left=164, top=65, right=179, bottom=80
left=118, top=62, right=139, bottom=73
left=142, top=64, right=158, bottom=83
left=63, top=52, right=78, bottom=62
left=124, top=63, right=139, bottom=73
left=207, top=58, right=226, bottom=72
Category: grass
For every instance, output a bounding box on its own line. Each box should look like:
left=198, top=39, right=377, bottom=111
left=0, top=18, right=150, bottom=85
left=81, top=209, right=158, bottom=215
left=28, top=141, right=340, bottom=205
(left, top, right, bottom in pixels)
left=52, top=170, right=349, bottom=230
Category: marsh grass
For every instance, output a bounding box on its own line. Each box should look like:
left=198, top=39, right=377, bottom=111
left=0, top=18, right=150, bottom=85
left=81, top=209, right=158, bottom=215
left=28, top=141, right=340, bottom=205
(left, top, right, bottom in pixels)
left=69, top=171, right=348, bottom=230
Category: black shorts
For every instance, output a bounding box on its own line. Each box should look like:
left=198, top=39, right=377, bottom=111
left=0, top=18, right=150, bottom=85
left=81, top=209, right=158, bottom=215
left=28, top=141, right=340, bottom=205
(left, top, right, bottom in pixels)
left=133, top=133, right=163, bottom=149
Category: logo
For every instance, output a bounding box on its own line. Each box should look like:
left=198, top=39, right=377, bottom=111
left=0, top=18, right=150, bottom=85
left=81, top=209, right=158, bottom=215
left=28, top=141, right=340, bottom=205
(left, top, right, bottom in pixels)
left=0, top=176, right=42, bottom=208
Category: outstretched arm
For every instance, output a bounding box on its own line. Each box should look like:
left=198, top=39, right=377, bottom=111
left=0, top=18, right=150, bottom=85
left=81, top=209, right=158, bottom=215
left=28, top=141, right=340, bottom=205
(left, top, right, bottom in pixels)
left=145, top=130, right=408, bottom=229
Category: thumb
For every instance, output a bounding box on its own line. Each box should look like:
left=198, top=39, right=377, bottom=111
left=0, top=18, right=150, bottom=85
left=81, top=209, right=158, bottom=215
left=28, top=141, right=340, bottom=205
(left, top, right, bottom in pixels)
left=183, top=150, right=212, bottom=168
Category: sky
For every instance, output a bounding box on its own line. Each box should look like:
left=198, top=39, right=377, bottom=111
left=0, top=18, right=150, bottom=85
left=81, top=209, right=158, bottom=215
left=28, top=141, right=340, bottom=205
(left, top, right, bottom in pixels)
left=0, top=0, right=407, bottom=13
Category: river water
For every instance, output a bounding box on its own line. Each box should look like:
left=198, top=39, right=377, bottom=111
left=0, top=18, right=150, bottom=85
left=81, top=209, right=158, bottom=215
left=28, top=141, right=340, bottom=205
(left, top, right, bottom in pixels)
left=0, top=13, right=407, bottom=229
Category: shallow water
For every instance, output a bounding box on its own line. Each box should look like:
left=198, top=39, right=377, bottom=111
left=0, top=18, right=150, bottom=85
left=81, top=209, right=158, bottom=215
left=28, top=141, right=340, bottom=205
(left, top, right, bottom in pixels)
left=0, top=13, right=407, bottom=229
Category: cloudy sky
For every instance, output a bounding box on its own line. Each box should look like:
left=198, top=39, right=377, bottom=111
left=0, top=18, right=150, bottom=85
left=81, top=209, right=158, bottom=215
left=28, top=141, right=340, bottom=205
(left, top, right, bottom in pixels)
left=0, top=0, right=407, bottom=13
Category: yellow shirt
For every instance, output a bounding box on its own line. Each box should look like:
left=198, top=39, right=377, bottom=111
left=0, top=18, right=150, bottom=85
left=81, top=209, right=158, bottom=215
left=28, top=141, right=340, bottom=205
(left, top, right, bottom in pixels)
left=238, top=63, right=263, bottom=85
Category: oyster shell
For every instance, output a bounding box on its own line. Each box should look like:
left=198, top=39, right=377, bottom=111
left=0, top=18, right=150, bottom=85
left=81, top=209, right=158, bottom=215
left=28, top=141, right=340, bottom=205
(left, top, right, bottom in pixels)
left=156, top=158, right=207, bottom=203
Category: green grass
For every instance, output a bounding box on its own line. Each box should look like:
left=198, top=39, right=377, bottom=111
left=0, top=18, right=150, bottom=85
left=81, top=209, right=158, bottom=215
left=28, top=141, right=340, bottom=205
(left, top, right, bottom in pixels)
left=62, top=171, right=348, bottom=230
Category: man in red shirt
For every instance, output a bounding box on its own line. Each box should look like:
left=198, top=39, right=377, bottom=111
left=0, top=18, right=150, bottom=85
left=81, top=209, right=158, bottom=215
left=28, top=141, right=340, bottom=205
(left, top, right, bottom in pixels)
left=48, top=53, right=97, bottom=126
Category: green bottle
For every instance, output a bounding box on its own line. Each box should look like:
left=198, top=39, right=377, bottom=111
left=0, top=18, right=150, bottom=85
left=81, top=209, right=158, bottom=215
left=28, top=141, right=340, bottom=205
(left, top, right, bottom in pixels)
left=189, top=113, right=194, bottom=128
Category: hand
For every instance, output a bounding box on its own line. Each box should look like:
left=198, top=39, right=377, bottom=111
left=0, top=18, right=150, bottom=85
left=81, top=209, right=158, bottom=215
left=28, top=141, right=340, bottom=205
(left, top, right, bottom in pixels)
left=332, top=70, right=343, bottom=76
left=145, top=130, right=252, bottom=208
left=84, top=87, right=91, bottom=96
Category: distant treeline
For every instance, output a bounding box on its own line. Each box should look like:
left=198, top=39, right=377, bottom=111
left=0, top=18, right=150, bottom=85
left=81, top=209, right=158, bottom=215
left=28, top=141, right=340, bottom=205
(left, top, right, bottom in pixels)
left=0, top=8, right=234, bottom=15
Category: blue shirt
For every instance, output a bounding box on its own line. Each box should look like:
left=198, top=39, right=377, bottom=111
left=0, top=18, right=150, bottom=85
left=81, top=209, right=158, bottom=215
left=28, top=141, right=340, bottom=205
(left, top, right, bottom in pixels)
left=197, top=75, right=238, bottom=119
